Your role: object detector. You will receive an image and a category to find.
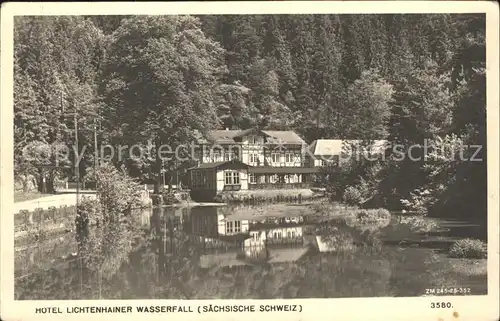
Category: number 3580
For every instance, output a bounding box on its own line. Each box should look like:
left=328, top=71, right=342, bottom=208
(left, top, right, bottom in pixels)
left=431, top=302, right=453, bottom=308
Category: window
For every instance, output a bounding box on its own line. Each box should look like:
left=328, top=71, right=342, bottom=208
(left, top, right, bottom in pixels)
left=285, top=153, right=294, bottom=163
left=224, top=171, right=240, bottom=185
left=225, top=221, right=241, bottom=234
left=271, top=153, right=280, bottom=163
left=225, top=221, right=233, bottom=234
left=212, top=151, right=221, bottom=162
left=249, top=135, right=260, bottom=145
left=249, top=173, right=256, bottom=184
left=224, top=152, right=234, bottom=161
left=249, top=153, right=259, bottom=164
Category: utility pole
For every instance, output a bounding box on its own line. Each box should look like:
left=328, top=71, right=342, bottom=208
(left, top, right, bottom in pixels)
left=94, top=117, right=99, bottom=193
left=74, top=111, right=80, bottom=211
left=62, top=90, right=82, bottom=294
left=94, top=118, right=98, bottom=170
left=61, top=91, right=80, bottom=212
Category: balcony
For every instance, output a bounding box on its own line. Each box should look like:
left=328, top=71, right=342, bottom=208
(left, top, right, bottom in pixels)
left=262, top=159, right=310, bottom=168
left=248, top=167, right=319, bottom=175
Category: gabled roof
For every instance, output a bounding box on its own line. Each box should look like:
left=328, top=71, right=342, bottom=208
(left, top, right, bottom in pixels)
left=205, top=130, right=242, bottom=144
left=307, top=139, right=343, bottom=156
left=307, top=139, right=389, bottom=156
left=200, top=128, right=306, bottom=145
left=260, top=130, right=305, bottom=145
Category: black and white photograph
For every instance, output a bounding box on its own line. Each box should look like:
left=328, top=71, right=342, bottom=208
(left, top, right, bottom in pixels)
left=1, top=1, right=499, bottom=321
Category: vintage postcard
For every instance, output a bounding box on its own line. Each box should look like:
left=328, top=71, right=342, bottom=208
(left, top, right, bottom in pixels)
left=1, top=1, right=499, bottom=321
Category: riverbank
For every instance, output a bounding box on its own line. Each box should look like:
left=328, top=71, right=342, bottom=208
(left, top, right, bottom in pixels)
left=15, top=206, right=488, bottom=299
left=213, top=188, right=323, bottom=203
left=13, top=191, right=96, bottom=214
left=14, top=191, right=49, bottom=203
left=156, top=202, right=227, bottom=208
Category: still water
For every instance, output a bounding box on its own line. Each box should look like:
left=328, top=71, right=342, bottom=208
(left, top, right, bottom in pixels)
left=14, top=204, right=487, bottom=299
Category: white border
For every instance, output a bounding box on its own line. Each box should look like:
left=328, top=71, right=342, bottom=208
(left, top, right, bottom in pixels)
left=1, top=2, right=499, bottom=321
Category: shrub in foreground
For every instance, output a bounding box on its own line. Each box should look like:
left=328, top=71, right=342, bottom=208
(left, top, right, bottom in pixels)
left=343, top=186, right=362, bottom=206
left=399, top=215, right=439, bottom=233
left=449, top=238, right=487, bottom=259
left=344, top=208, right=392, bottom=230
left=356, top=208, right=391, bottom=225
left=316, top=225, right=356, bottom=253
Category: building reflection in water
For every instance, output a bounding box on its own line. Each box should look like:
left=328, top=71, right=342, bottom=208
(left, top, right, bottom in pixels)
left=139, top=206, right=312, bottom=270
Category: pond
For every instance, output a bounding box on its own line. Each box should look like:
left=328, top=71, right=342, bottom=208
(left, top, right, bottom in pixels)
left=14, top=204, right=487, bottom=299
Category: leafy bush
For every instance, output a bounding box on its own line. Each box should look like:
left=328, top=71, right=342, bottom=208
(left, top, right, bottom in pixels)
left=310, top=201, right=342, bottom=216
left=151, top=195, right=162, bottom=206
left=399, top=189, right=434, bottom=214
left=399, top=215, right=439, bottom=233
left=344, top=208, right=392, bottom=230
left=76, top=196, right=99, bottom=235
left=79, top=164, right=143, bottom=280
left=360, top=228, right=382, bottom=251
left=95, top=163, right=143, bottom=221
left=343, top=186, right=362, bottom=206
left=309, top=203, right=392, bottom=232
left=149, top=191, right=178, bottom=206
left=449, top=239, right=487, bottom=259
left=162, top=191, right=178, bottom=205
left=316, top=225, right=356, bottom=252
left=308, top=202, right=358, bottom=224
left=356, top=209, right=391, bottom=225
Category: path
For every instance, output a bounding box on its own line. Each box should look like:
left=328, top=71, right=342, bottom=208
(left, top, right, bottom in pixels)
left=13, top=190, right=96, bottom=214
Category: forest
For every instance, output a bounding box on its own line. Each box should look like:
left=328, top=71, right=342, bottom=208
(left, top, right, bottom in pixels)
left=14, top=14, right=486, bottom=222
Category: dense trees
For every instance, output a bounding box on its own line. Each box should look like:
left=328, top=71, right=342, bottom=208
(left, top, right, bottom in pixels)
left=14, top=14, right=486, bottom=221
left=14, top=16, right=106, bottom=192
left=101, top=16, right=226, bottom=192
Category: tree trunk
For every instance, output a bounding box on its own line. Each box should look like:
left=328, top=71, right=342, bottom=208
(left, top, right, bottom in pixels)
left=47, top=178, right=55, bottom=193
left=154, top=176, right=162, bottom=194
left=153, top=138, right=163, bottom=194
left=37, top=169, right=56, bottom=194
left=167, top=174, right=173, bottom=191
left=21, top=175, right=29, bottom=193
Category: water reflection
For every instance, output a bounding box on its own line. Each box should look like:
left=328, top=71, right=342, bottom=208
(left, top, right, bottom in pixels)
left=14, top=205, right=488, bottom=299
left=142, top=206, right=313, bottom=269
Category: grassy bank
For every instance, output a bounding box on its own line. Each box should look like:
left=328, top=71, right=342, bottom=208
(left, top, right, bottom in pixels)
left=214, top=188, right=324, bottom=204
left=14, top=191, right=49, bottom=203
